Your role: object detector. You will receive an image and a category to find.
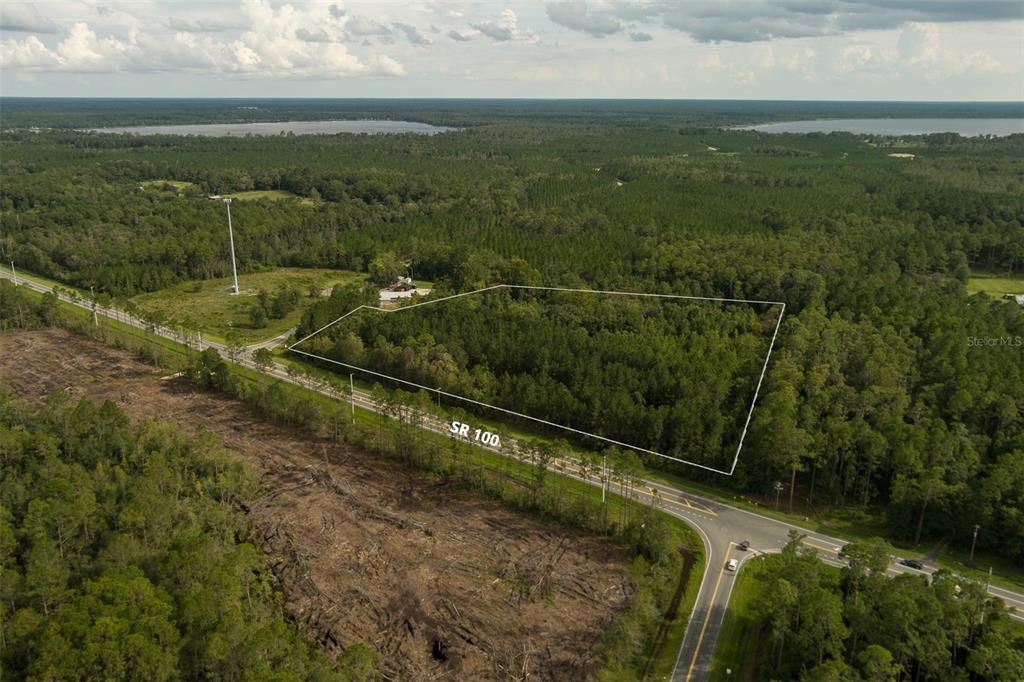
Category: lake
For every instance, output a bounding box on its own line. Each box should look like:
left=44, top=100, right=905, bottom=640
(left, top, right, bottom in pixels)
left=88, top=119, right=458, bottom=136
left=739, top=118, right=1023, bottom=137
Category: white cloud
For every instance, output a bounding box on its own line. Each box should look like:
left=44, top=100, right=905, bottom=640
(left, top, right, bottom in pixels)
left=0, top=34, right=61, bottom=68
left=56, top=22, right=129, bottom=72
left=831, top=23, right=1010, bottom=79
left=471, top=9, right=533, bottom=43
left=346, top=15, right=390, bottom=37
left=0, top=1, right=406, bottom=78
left=394, top=22, right=431, bottom=45
left=546, top=1, right=622, bottom=37
left=367, top=54, right=406, bottom=77
left=898, top=22, right=940, bottom=64
left=0, top=2, right=60, bottom=33
left=166, top=16, right=248, bottom=34
left=0, top=1, right=1019, bottom=98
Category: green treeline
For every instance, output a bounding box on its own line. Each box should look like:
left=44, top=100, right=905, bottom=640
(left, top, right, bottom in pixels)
left=2, top=97, right=1020, bottom=130
left=0, top=390, right=378, bottom=681
left=0, top=281, right=60, bottom=331
left=739, top=535, right=1023, bottom=681
left=297, top=286, right=775, bottom=471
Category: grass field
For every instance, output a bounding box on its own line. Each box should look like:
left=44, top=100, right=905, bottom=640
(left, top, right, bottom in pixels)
left=139, top=179, right=200, bottom=195
left=139, top=182, right=314, bottom=205
left=709, top=555, right=772, bottom=681
left=967, top=270, right=1024, bottom=297
left=224, top=189, right=315, bottom=205
left=644, top=549, right=707, bottom=680
left=129, top=267, right=363, bottom=344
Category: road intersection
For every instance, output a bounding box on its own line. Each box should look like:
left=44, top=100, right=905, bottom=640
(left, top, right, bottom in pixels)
left=5, top=270, right=1021, bottom=682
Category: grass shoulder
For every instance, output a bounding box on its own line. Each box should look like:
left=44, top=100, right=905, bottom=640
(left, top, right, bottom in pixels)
left=129, top=267, right=363, bottom=344
left=967, top=269, right=1024, bottom=297
left=709, top=554, right=775, bottom=681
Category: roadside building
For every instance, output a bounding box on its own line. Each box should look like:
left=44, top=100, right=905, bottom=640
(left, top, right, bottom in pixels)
left=379, top=276, right=429, bottom=301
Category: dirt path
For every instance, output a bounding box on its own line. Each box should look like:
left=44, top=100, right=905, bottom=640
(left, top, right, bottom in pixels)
left=0, top=329, right=632, bottom=681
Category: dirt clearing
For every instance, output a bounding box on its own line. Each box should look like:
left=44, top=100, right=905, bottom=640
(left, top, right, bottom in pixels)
left=0, top=329, right=632, bottom=680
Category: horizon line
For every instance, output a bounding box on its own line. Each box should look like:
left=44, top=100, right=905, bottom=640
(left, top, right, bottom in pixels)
left=1, top=95, right=1022, bottom=105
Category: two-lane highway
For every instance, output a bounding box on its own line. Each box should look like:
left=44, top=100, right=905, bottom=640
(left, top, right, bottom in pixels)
left=5, top=270, right=1021, bottom=682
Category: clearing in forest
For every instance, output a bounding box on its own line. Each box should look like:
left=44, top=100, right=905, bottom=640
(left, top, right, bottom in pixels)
left=291, top=285, right=784, bottom=475
left=967, top=270, right=1024, bottom=298
left=0, top=329, right=633, bottom=681
left=130, top=267, right=363, bottom=344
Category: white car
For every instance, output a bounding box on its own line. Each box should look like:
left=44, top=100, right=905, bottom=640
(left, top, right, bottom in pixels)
left=726, top=559, right=738, bottom=572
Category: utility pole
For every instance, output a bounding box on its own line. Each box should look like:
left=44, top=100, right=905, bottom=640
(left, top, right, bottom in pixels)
left=90, top=285, right=98, bottom=326
left=970, top=524, right=981, bottom=562
left=223, top=198, right=240, bottom=295
left=350, top=373, right=355, bottom=423
left=602, top=453, right=608, bottom=504
left=774, top=481, right=783, bottom=509
left=9, top=261, right=16, bottom=285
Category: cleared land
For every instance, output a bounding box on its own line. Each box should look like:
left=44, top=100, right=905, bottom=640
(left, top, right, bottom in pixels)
left=130, top=267, right=362, bottom=344
left=225, top=189, right=315, bottom=205
left=0, top=329, right=634, bottom=681
left=967, top=270, right=1024, bottom=297
left=140, top=179, right=197, bottom=192
left=140, top=183, right=309, bottom=204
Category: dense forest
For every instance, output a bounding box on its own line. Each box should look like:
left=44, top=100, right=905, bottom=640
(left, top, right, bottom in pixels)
left=739, top=535, right=1023, bottom=681
left=1, top=100, right=1022, bottom=565
left=296, top=285, right=777, bottom=471
left=0, top=388, right=377, bottom=680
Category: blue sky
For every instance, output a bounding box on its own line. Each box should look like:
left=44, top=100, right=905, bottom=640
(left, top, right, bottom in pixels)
left=1, top=1, right=1022, bottom=100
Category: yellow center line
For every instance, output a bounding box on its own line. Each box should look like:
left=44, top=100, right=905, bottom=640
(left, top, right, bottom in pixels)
left=804, top=540, right=840, bottom=554
left=686, top=559, right=729, bottom=680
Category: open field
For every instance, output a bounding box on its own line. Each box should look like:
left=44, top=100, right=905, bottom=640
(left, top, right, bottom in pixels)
left=225, top=189, right=316, bottom=205
left=0, top=328, right=636, bottom=680
left=130, top=267, right=363, bottom=344
left=140, top=179, right=198, bottom=192
left=967, top=270, right=1024, bottom=297
left=142, top=183, right=310, bottom=203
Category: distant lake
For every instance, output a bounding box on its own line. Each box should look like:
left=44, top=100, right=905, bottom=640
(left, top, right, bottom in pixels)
left=739, top=118, right=1024, bottom=137
left=87, top=119, right=458, bottom=136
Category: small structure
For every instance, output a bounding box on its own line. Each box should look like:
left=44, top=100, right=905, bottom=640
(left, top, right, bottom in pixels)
left=887, top=153, right=916, bottom=159
left=379, top=276, right=429, bottom=302
left=1004, top=293, right=1024, bottom=306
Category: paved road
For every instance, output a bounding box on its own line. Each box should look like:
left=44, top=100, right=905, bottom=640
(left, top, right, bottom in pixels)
left=248, top=326, right=296, bottom=351
left=6, top=270, right=1022, bottom=681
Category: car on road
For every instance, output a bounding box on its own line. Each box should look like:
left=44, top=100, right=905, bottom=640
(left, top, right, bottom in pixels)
left=738, top=540, right=750, bottom=551
left=900, top=558, right=925, bottom=570
left=726, top=559, right=739, bottom=572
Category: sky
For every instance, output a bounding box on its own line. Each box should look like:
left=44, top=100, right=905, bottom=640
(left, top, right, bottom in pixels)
left=1, top=1, right=1022, bottom=100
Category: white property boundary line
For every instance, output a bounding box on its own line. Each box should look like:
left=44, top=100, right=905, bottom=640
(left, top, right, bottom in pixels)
left=289, top=284, right=786, bottom=476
